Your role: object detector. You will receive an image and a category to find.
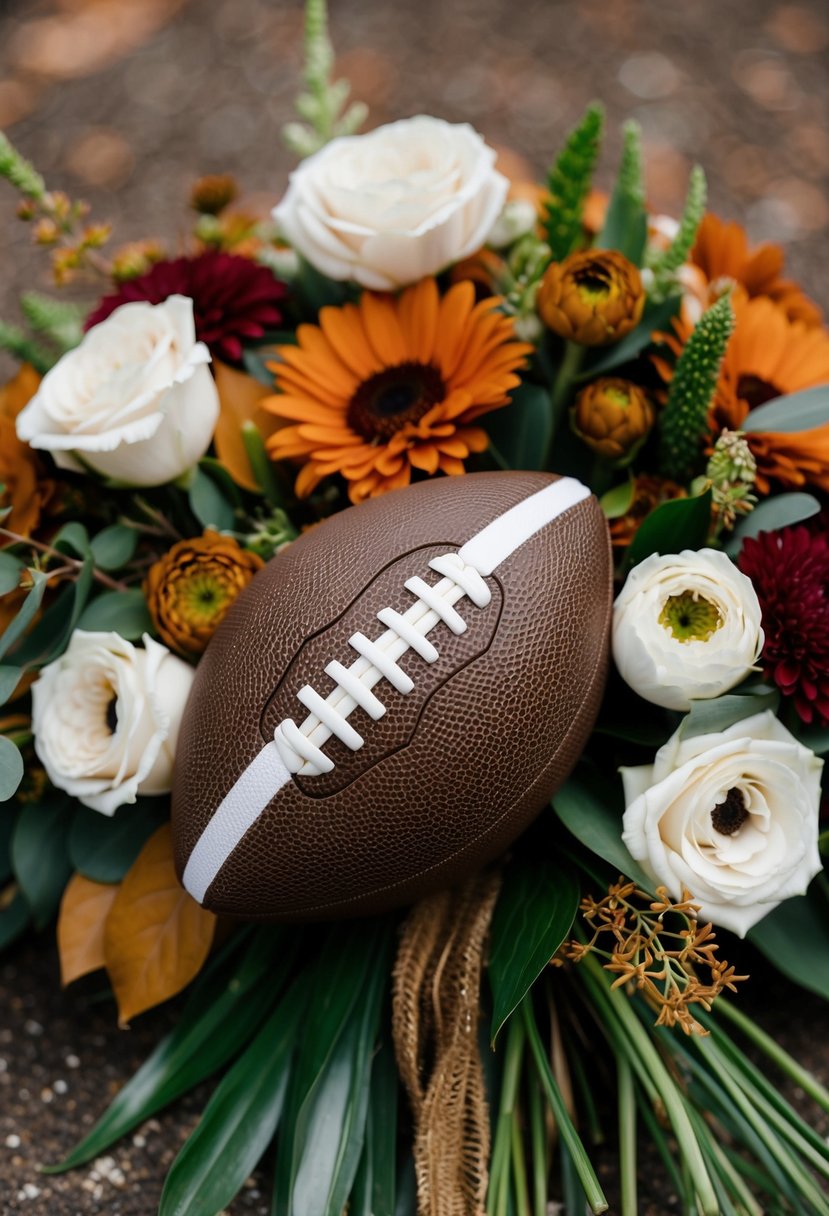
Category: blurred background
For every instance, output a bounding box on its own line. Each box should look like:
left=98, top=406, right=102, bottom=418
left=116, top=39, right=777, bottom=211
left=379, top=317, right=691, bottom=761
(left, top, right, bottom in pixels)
left=0, top=0, right=828, bottom=324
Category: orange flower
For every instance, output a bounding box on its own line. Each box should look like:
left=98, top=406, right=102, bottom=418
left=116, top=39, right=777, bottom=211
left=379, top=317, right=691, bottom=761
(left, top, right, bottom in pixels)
left=144, top=530, right=264, bottom=658
left=0, top=364, right=52, bottom=540
left=656, top=296, right=829, bottom=494
left=263, top=279, right=532, bottom=503
left=537, top=250, right=645, bottom=346
left=691, top=213, right=822, bottom=327
left=573, top=378, right=655, bottom=462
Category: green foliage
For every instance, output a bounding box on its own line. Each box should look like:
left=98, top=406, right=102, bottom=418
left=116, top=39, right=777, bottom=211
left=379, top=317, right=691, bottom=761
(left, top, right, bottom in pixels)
left=0, top=735, right=23, bottom=801
left=553, top=765, right=653, bottom=892
left=0, top=552, right=23, bottom=595
left=188, top=467, right=236, bottom=531
left=748, top=885, right=829, bottom=1001
left=0, top=666, right=22, bottom=708
left=77, top=589, right=153, bottom=639
left=543, top=103, right=604, bottom=262
left=21, top=292, right=86, bottom=353
left=69, top=799, right=169, bottom=884
left=488, top=855, right=579, bottom=1042
left=351, top=1041, right=398, bottom=1216
left=624, top=487, right=713, bottom=569
left=0, top=889, right=29, bottom=950
left=90, top=524, right=139, bottom=571
left=742, top=383, right=829, bottom=434
left=678, top=683, right=780, bottom=741
left=647, top=166, right=707, bottom=297
left=0, top=321, right=54, bottom=374
left=10, top=796, right=72, bottom=929
left=0, top=569, right=48, bottom=662
left=597, top=121, right=648, bottom=265
left=725, top=491, right=820, bottom=557
left=0, top=130, right=46, bottom=200
left=658, top=292, right=735, bottom=481
left=484, top=381, right=553, bottom=472
left=577, top=294, right=681, bottom=380
left=282, top=0, right=367, bottom=158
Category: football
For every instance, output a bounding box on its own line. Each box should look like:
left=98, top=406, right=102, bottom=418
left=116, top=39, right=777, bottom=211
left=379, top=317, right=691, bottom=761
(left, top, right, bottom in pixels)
left=172, top=471, right=613, bottom=921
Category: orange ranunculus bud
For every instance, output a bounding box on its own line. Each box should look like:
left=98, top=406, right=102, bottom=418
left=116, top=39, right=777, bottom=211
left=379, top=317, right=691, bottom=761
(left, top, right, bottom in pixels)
left=144, top=530, right=264, bottom=658
left=190, top=173, right=239, bottom=216
left=573, top=377, right=655, bottom=462
left=537, top=249, right=645, bottom=346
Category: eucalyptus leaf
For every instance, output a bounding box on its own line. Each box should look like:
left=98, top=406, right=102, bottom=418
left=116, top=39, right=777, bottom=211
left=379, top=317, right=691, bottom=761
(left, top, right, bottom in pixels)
left=679, top=686, right=780, bottom=741
left=625, top=489, right=713, bottom=569
left=484, top=381, right=553, bottom=472
left=159, top=979, right=308, bottom=1216
left=0, top=805, right=16, bottom=884
left=90, top=525, right=139, bottom=571
left=600, top=476, right=635, bottom=520
left=553, top=766, right=653, bottom=891
left=77, top=589, right=153, bottom=639
left=0, top=666, right=22, bottom=707
left=69, top=799, right=169, bottom=884
left=489, top=855, right=579, bottom=1042
left=577, top=296, right=680, bottom=380
left=52, top=521, right=92, bottom=558
left=0, top=552, right=23, bottom=596
left=749, top=888, right=829, bottom=1000
left=189, top=467, right=236, bottom=531
left=0, top=571, right=48, bottom=662
left=0, top=735, right=24, bottom=801
left=0, top=888, right=30, bottom=951
left=51, top=928, right=295, bottom=1171
left=725, top=492, right=821, bottom=556
left=796, top=724, right=829, bottom=756
left=742, top=385, right=829, bottom=435
left=10, top=796, right=72, bottom=928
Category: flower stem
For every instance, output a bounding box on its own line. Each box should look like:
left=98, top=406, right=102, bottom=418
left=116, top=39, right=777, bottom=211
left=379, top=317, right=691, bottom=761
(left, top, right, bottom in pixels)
left=546, top=340, right=584, bottom=467
left=617, top=1056, right=637, bottom=1216
left=714, top=999, right=829, bottom=1113
left=0, top=528, right=127, bottom=592
left=527, top=1077, right=547, bottom=1216
left=487, top=1013, right=526, bottom=1216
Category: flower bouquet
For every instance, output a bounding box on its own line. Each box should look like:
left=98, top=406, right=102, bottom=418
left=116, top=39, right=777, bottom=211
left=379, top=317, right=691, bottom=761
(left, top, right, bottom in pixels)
left=2, top=2, right=829, bottom=1212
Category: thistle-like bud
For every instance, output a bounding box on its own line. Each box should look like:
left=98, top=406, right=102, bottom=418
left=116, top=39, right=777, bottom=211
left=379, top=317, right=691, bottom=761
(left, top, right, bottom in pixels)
left=692, top=428, right=757, bottom=532
left=111, top=239, right=165, bottom=282
left=573, top=377, right=655, bottom=462
left=537, top=248, right=645, bottom=346
left=244, top=508, right=298, bottom=561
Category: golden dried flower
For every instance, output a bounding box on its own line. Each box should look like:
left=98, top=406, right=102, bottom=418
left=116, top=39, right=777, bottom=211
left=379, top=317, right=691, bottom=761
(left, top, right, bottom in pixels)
left=191, top=174, right=239, bottom=216
left=144, top=530, right=264, bottom=658
left=573, top=377, right=655, bottom=462
left=111, top=239, right=166, bottom=282
left=537, top=249, right=645, bottom=346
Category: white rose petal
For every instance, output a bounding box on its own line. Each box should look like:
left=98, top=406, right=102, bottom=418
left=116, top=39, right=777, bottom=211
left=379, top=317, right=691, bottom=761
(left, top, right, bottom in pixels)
left=274, top=116, right=509, bottom=289
left=16, top=296, right=219, bottom=487
left=621, top=710, right=823, bottom=936
left=31, top=630, right=195, bottom=815
left=612, top=549, right=764, bottom=710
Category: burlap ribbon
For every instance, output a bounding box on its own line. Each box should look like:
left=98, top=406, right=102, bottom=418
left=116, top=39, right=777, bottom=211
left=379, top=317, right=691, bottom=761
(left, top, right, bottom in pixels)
left=392, top=870, right=502, bottom=1216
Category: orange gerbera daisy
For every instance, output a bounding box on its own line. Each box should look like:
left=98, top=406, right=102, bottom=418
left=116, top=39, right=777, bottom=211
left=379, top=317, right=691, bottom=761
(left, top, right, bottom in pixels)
left=657, top=295, right=829, bottom=494
left=691, top=213, right=822, bottom=327
left=264, top=279, right=532, bottom=503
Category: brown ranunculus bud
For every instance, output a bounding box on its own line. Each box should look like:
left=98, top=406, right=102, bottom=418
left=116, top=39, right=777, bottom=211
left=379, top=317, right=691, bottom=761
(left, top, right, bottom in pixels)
left=144, top=530, right=263, bottom=658
left=573, top=377, right=655, bottom=462
left=537, top=249, right=645, bottom=346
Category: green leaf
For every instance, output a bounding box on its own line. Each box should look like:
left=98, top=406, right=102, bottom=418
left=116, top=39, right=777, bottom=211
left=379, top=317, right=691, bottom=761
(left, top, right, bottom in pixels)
left=0, top=888, right=30, bottom=950
left=599, top=476, right=635, bottom=520
left=77, top=589, right=153, bottom=639
left=52, top=521, right=92, bottom=559
left=10, top=796, right=72, bottom=928
left=748, top=887, right=829, bottom=1000
left=0, top=804, right=16, bottom=883
left=489, top=856, right=579, bottom=1042
left=597, top=120, right=647, bottom=265
left=295, top=257, right=352, bottom=315
left=484, top=382, right=553, bottom=472
left=625, top=488, right=713, bottom=569
left=355, top=1039, right=398, bottom=1216
left=553, top=765, right=654, bottom=891
left=796, top=724, right=829, bottom=756
left=160, top=979, right=308, bottom=1216
left=577, top=295, right=680, bottom=380
left=742, top=385, right=829, bottom=435
left=90, top=525, right=139, bottom=571
left=51, top=928, right=296, bottom=1171
left=0, top=570, right=48, bottom=662
left=20, top=292, right=85, bottom=352
left=0, top=666, right=22, bottom=707
left=0, top=735, right=23, bottom=802
left=725, top=492, right=820, bottom=556
left=0, top=552, right=23, bottom=596
left=543, top=102, right=604, bottom=262
left=679, top=686, right=780, bottom=741
left=69, top=798, right=169, bottom=883
left=189, top=467, right=236, bottom=531
left=198, top=458, right=244, bottom=508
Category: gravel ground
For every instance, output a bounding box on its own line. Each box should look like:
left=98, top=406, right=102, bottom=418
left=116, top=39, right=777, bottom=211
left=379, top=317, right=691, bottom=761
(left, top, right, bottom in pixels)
left=0, top=0, right=828, bottom=1211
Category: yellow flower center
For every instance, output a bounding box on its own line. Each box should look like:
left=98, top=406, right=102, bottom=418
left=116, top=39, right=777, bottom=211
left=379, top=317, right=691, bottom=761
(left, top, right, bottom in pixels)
left=574, top=268, right=613, bottom=305
left=659, top=591, right=723, bottom=642
left=601, top=385, right=631, bottom=408
left=177, top=571, right=233, bottom=624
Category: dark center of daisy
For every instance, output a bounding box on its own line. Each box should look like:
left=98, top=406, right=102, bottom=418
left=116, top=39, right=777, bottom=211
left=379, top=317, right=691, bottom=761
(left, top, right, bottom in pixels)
left=348, top=361, right=446, bottom=442
left=736, top=374, right=782, bottom=411
left=711, top=787, right=748, bottom=836
left=105, top=694, right=118, bottom=735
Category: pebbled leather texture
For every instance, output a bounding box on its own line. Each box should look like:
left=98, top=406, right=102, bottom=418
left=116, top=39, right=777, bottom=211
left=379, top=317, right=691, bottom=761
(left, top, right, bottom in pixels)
left=172, top=471, right=613, bottom=921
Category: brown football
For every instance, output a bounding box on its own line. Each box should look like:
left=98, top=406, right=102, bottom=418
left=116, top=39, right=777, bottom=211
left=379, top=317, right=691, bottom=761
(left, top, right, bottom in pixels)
left=172, top=471, right=612, bottom=921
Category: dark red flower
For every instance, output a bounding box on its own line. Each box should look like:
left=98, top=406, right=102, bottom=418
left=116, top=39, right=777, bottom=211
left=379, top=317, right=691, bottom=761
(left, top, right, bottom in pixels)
left=86, top=252, right=287, bottom=364
left=739, top=522, right=829, bottom=726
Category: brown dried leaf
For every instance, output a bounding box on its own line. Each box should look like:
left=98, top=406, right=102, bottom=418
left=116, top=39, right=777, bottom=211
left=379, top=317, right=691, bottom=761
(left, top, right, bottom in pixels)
left=58, top=873, right=118, bottom=986
left=103, top=824, right=216, bottom=1026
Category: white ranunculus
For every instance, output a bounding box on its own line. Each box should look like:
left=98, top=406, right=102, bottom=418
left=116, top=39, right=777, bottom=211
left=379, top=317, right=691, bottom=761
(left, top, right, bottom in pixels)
left=31, top=630, right=194, bottom=815
left=16, top=296, right=219, bottom=486
left=621, top=711, right=823, bottom=936
left=273, top=115, right=508, bottom=289
left=613, top=549, right=764, bottom=711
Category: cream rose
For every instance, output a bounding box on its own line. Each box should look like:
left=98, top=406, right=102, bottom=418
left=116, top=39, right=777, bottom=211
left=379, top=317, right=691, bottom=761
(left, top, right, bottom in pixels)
left=613, top=549, right=764, bottom=710
left=16, top=295, right=219, bottom=486
left=621, top=711, right=823, bottom=936
left=273, top=115, right=508, bottom=289
left=31, top=630, right=194, bottom=815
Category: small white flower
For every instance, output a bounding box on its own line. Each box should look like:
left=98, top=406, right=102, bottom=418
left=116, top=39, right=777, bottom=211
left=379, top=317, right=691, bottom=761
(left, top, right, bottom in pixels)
left=16, top=296, right=219, bottom=486
left=274, top=115, right=508, bottom=290
left=621, top=710, right=823, bottom=936
left=31, top=631, right=194, bottom=815
left=487, top=198, right=538, bottom=249
left=612, top=549, right=764, bottom=710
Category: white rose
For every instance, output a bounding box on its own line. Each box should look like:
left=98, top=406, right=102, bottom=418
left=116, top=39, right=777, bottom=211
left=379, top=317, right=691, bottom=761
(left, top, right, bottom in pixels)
left=612, top=549, right=764, bottom=710
left=31, top=630, right=194, bottom=815
left=274, top=115, right=508, bottom=289
left=621, top=710, right=823, bottom=936
left=16, top=296, right=219, bottom=486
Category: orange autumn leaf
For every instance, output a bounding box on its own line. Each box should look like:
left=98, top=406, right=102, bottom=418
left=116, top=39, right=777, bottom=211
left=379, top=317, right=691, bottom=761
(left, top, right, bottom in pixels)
left=213, top=358, right=283, bottom=492
left=58, top=873, right=118, bottom=986
left=103, top=824, right=216, bottom=1026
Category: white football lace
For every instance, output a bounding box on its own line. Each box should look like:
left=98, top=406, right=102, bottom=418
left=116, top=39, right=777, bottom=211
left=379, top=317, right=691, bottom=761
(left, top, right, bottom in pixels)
left=273, top=552, right=492, bottom=777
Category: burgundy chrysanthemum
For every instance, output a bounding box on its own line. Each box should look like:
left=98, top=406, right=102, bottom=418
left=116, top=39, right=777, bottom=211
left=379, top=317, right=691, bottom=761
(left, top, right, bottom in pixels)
left=86, top=252, right=287, bottom=364
left=739, top=522, right=829, bottom=726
